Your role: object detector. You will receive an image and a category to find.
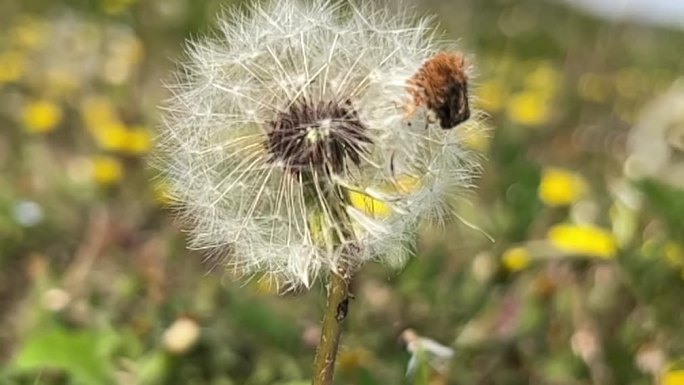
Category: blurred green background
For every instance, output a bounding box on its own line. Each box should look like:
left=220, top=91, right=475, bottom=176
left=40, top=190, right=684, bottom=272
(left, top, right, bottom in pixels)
left=1, top=0, right=683, bottom=384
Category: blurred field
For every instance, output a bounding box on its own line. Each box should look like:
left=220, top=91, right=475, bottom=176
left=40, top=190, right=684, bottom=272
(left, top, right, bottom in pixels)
left=1, top=0, right=683, bottom=384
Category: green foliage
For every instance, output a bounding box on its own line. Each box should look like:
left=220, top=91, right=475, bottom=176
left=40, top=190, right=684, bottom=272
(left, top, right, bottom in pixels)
left=13, top=326, right=113, bottom=384
left=638, top=179, right=684, bottom=233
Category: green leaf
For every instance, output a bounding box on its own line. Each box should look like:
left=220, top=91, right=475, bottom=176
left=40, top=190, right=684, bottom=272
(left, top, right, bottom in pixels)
left=638, top=179, right=684, bottom=233
left=137, top=351, right=171, bottom=385
left=13, top=326, right=112, bottom=385
left=357, top=368, right=379, bottom=385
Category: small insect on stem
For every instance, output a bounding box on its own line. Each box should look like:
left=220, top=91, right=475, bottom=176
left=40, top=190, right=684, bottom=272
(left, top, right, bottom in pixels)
left=406, top=52, right=471, bottom=129
left=335, top=297, right=349, bottom=322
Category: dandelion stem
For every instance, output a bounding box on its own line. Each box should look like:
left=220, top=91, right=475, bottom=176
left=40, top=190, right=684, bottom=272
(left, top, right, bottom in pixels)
left=312, top=268, right=351, bottom=385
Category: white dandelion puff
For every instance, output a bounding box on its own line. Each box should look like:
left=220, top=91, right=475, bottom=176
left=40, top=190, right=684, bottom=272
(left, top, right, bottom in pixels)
left=154, top=0, right=484, bottom=290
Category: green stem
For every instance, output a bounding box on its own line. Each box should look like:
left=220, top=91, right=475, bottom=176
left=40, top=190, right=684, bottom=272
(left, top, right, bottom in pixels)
left=312, top=270, right=350, bottom=385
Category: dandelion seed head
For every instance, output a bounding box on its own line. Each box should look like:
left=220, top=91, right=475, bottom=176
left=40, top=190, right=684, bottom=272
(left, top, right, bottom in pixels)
left=154, top=0, right=484, bottom=290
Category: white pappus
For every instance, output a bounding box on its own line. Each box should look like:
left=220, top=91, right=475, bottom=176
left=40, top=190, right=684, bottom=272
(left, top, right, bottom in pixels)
left=154, top=0, right=484, bottom=290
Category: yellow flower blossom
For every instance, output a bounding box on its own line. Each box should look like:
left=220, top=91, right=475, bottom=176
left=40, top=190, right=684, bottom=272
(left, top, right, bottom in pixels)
left=663, top=369, right=684, bottom=385
left=9, top=16, right=46, bottom=50
left=123, top=127, right=151, bottom=155
left=22, top=100, right=63, bottom=134
left=538, top=167, right=586, bottom=207
left=81, top=96, right=118, bottom=131
left=347, top=175, right=420, bottom=219
left=506, top=63, right=559, bottom=126
left=93, top=122, right=128, bottom=151
left=664, top=242, right=684, bottom=268
left=476, top=80, right=506, bottom=112
left=547, top=223, right=617, bottom=259
left=0, top=51, right=26, bottom=84
left=348, top=190, right=391, bottom=219
left=506, top=90, right=552, bottom=126
left=524, top=62, right=561, bottom=95
left=81, top=97, right=147, bottom=154
left=501, top=247, right=531, bottom=272
left=91, top=156, right=123, bottom=185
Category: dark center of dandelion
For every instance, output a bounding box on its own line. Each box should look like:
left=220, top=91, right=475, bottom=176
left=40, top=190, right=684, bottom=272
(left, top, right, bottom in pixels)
left=267, top=99, right=372, bottom=174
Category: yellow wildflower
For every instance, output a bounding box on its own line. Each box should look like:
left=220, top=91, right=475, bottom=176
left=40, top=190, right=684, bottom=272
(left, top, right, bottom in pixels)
left=663, top=369, right=684, bottom=385
left=524, top=62, right=561, bottom=95
left=506, top=63, right=559, bottom=126
left=9, top=16, right=46, bottom=50
left=501, top=247, right=531, bottom=272
left=0, top=51, right=26, bottom=84
left=547, top=223, right=617, bottom=259
left=123, top=127, right=151, bottom=155
left=22, top=100, right=63, bottom=134
left=91, top=156, right=123, bottom=185
left=538, top=167, right=586, bottom=207
left=347, top=175, right=420, bottom=219
left=93, top=122, right=128, bottom=151
left=347, top=190, right=391, bottom=219
left=506, top=90, right=551, bottom=126
left=81, top=96, right=118, bottom=132
left=476, top=80, right=506, bottom=112
left=663, top=242, right=684, bottom=268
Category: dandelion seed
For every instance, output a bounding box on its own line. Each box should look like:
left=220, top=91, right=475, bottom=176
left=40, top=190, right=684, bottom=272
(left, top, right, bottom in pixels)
left=154, top=0, right=483, bottom=289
